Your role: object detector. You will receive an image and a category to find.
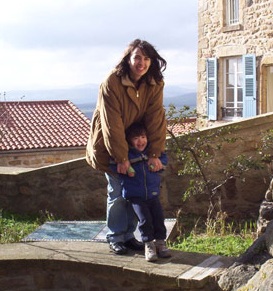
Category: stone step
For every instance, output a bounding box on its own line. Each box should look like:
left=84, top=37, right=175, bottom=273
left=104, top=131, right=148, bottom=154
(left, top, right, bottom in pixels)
left=14, top=219, right=236, bottom=290
left=177, top=254, right=234, bottom=289
left=0, top=240, right=235, bottom=290
left=179, top=255, right=228, bottom=280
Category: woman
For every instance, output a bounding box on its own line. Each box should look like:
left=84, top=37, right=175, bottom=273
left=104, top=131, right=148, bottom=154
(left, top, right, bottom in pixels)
left=86, top=39, right=167, bottom=255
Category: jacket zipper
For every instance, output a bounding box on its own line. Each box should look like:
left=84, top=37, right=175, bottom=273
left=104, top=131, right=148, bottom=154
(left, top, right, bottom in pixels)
left=136, top=90, right=139, bottom=98
left=143, top=162, right=148, bottom=200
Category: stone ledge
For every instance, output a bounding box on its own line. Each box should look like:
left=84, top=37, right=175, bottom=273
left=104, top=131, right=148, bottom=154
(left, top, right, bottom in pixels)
left=0, top=242, right=235, bottom=290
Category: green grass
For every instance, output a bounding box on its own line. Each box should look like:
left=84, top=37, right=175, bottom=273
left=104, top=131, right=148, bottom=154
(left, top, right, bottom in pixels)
left=170, top=213, right=256, bottom=257
left=172, top=233, right=253, bottom=257
left=0, top=210, right=54, bottom=243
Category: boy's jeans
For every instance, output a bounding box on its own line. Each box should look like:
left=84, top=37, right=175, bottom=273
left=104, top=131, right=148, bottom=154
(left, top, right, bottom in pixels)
left=105, top=172, right=138, bottom=243
left=130, top=196, right=167, bottom=243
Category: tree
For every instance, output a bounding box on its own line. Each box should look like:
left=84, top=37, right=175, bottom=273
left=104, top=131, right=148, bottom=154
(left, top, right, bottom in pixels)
left=258, top=128, right=273, bottom=202
left=166, top=104, right=263, bottom=222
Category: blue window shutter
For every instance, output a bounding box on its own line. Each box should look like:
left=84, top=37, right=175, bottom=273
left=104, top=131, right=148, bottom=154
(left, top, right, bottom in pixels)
left=243, top=54, right=256, bottom=117
left=206, top=58, right=217, bottom=120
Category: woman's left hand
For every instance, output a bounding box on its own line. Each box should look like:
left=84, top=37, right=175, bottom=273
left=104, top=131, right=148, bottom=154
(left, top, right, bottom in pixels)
left=148, top=157, right=163, bottom=172
left=117, top=160, right=130, bottom=174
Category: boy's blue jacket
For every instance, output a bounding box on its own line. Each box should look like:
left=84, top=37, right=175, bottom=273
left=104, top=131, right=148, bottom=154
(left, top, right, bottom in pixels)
left=110, top=145, right=168, bottom=200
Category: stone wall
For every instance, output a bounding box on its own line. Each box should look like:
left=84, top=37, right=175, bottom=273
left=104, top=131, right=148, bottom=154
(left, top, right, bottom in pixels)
left=1, top=113, right=273, bottom=220
left=0, top=260, right=183, bottom=291
left=0, top=148, right=86, bottom=168
left=0, top=158, right=108, bottom=220
left=197, top=0, right=273, bottom=123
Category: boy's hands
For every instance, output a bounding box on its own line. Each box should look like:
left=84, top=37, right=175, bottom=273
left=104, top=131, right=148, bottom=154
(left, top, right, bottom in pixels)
left=117, top=157, right=162, bottom=176
left=127, top=166, right=135, bottom=177
left=148, top=157, right=163, bottom=172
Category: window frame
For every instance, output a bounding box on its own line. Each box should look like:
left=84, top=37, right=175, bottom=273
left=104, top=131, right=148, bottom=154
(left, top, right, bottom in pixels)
left=223, top=56, right=243, bottom=119
left=226, top=0, right=239, bottom=26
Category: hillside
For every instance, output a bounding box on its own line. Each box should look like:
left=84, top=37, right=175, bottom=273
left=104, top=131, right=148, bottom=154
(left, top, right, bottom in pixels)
left=4, top=84, right=196, bottom=120
left=78, top=92, right=196, bottom=120
left=164, top=92, right=196, bottom=107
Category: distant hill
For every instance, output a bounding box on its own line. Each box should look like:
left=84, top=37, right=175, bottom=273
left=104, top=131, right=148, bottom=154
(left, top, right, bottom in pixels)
left=4, top=84, right=196, bottom=119
left=164, top=92, right=196, bottom=107
left=5, top=84, right=99, bottom=105
left=5, top=83, right=195, bottom=102
left=78, top=92, right=197, bottom=120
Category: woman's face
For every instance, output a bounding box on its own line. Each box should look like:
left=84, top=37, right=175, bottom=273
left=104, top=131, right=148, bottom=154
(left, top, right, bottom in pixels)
left=128, top=47, right=151, bottom=81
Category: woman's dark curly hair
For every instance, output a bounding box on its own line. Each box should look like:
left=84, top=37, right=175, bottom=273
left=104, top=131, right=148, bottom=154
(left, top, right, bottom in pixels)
left=115, top=39, right=167, bottom=83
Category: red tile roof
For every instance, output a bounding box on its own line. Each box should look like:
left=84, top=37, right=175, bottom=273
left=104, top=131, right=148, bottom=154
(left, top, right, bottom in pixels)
left=167, top=118, right=196, bottom=136
left=0, top=100, right=91, bottom=151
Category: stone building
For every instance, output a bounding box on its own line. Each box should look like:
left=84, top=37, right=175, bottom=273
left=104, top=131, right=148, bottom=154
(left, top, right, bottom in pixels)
left=197, top=0, right=273, bottom=126
left=0, top=100, right=90, bottom=167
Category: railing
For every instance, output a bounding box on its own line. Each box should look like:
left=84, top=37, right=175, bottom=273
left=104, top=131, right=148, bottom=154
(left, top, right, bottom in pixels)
left=221, top=107, right=243, bottom=118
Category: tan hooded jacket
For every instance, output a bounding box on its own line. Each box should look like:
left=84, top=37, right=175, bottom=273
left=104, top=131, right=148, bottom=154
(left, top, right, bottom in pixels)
left=86, top=70, right=166, bottom=173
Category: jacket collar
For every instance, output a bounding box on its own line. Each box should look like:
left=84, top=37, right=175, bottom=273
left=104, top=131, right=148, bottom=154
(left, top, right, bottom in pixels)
left=121, top=74, right=156, bottom=87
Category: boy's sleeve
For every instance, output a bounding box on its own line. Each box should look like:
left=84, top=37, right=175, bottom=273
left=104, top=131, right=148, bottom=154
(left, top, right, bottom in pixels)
left=160, top=152, right=168, bottom=167
left=109, top=159, right=118, bottom=173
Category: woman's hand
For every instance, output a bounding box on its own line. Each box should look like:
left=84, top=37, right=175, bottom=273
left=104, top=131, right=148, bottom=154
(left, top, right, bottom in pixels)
left=117, top=160, right=130, bottom=174
left=148, top=157, right=163, bottom=172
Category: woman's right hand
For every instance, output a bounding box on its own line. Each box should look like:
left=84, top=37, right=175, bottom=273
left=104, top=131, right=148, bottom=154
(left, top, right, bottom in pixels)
left=148, top=157, right=163, bottom=172
left=117, top=160, right=130, bottom=174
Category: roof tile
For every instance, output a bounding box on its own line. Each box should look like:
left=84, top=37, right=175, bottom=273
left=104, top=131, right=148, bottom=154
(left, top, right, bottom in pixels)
left=0, top=100, right=91, bottom=151
left=167, top=118, right=196, bottom=136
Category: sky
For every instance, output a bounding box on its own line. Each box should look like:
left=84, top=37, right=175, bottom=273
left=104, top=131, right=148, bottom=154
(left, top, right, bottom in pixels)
left=0, top=0, right=198, bottom=93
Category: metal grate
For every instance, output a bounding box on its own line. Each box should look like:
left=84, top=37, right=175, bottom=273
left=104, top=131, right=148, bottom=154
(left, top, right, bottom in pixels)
left=22, top=219, right=177, bottom=242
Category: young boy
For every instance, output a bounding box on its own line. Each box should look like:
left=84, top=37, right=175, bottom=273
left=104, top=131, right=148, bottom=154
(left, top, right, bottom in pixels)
left=112, top=122, right=171, bottom=262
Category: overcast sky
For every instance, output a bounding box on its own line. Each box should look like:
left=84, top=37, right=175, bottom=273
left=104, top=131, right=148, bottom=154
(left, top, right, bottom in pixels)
left=0, top=0, right=198, bottom=92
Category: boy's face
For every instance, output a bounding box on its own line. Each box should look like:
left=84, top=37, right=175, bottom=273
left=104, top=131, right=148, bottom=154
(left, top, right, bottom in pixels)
left=130, top=134, right=147, bottom=152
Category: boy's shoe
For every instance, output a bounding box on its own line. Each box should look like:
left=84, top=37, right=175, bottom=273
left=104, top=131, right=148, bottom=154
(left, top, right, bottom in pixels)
left=145, top=241, right=158, bottom=262
left=109, top=242, right=128, bottom=255
left=155, top=239, right=172, bottom=258
left=124, top=238, right=144, bottom=251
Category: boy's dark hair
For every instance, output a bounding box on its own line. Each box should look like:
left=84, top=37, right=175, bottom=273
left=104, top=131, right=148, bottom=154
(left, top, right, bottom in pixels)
left=125, top=122, right=147, bottom=145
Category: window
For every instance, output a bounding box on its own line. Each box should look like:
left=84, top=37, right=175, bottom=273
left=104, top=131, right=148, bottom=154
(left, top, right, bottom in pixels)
left=226, top=0, right=239, bottom=26
left=206, top=55, right=256, bottom=121
left=223, top=57, right=243, bottom=118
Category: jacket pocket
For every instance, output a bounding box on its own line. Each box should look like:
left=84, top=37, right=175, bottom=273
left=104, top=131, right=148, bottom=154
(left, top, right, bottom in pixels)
left=86, top=111, right=109, bottom=171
